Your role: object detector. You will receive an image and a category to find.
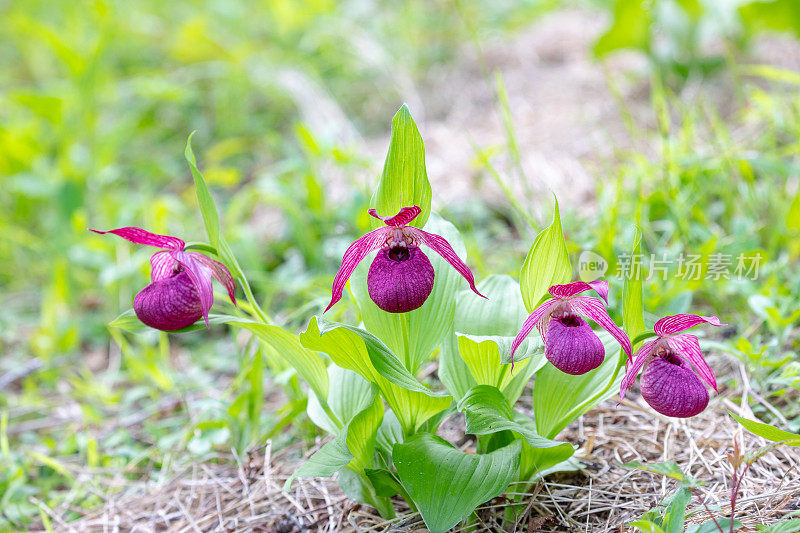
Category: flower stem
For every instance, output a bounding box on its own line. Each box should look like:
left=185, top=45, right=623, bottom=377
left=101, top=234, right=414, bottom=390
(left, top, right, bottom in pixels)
left=549, top=349, right=626, bottom=439
left=240, top=276, right=271, bottom=325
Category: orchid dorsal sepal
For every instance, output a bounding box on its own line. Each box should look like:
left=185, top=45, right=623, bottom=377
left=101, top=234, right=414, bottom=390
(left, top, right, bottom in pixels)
left=619, top=312, right=724, bottom=418
left=92, top=226, right=237, bottom=331
left=325, top=206, right=486, bottom=313
left=509, top=280, right=631, bottom=374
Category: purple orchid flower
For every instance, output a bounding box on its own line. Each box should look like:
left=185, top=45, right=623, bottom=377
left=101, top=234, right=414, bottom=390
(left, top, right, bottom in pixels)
left=325, top=206, right=486, bottom=313
left=620, top=313, right=723, bottom=418
left=509, top=280, right=632, bottom=375
left=91, top=227, right=236, bottom=331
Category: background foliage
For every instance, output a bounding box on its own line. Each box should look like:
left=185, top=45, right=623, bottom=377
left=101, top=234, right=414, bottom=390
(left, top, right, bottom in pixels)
left=2, top=0, right=800, bottom=528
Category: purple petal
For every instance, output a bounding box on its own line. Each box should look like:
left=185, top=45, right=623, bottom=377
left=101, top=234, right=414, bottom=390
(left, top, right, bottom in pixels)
left=171, top=250, right=213, bottom=328
left=619, top=339, right=659, bottom=400
left=90, top=227, right=185, bottom=250
left=134, top=272, right=203, bottom=331
left=549, top=280, right=609, bottom=304
left=325, top=227, right=392, bottom=312
left=640, top=356, right=709, bottom=418
left=654, top=314, right=724, bottom=336
left=509, top=299, right=559, bottom=363
left=407, top=227, right=486, bottom=300
left=568, top=296, right=632, bottom=359
left=367, top=206, right=421, bottom=227
left=663, top=334, right=717, bottom=392
left=191, top=252, right=237, bottom=305
left=545, top=316, right=605, bottom=375
left=367, top=245, right=434, bottom=313
left=150, top=251, right=177, bottom=281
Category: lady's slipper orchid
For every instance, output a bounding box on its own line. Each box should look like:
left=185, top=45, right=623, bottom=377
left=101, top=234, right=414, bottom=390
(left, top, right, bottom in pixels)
left=509, top=280, right=632, bottom=375
left=620, top=314, right=723, bottom=418
left=326, top=206, right=486, bottom=313
left=91, top=227, right=236, bottom=331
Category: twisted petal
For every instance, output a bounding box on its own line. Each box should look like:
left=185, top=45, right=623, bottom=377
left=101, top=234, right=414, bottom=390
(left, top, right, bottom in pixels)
left=325, top=227, right=392, bottom=312
left=172, top=250, right=214, bottom=328
left=549, top=280, right=609, bottom=304
left=654, top=314, right=723, bottom=336
left=568, top=296, right=632, bottom=359
left=663, top=334, right=717, bottom=392
left=407, top=227, right=486, bottom=300
left=368, top=205, right=421, bottom=227
left=619, top=339, right=659, bottom=400
left=90, top=227, right=185, bottom=250
left=150, top=251, right=177, bottom=281
left=191, top=252, right=237, bottom=305
left=509, top=298, right=560, bottom=363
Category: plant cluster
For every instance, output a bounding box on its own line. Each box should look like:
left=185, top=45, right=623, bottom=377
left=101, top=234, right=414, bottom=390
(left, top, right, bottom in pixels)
left=94, top=106, right=728, bottom=531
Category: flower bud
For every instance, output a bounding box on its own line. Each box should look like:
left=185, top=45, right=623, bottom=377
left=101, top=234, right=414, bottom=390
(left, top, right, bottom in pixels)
left=367, top=245, right=435, bottom=313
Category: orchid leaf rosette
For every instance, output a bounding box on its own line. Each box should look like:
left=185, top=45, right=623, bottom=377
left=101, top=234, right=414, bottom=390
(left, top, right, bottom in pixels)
left=92, top=227, right=236, bottom=331
left=510, top=280, right=632, bottom=374
left=326, top=205, right=486, bottom=313
left=620, top=313, right=723, bottom=418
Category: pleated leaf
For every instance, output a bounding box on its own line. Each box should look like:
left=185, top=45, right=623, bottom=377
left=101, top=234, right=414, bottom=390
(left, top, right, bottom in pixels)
left=369, top=104, right=431, bottom=229
left=393, top=434, right=521, bottom=533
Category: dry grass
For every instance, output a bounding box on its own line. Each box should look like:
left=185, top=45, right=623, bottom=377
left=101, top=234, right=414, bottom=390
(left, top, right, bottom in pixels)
left=55, top=391, right=800, bottom=532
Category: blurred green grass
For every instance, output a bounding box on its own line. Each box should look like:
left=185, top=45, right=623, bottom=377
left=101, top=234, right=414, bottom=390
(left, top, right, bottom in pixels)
left=2, top=0, right=800, bottom=528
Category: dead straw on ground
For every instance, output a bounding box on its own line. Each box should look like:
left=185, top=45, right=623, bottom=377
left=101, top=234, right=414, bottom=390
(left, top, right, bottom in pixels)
left=55, top=380, right=800, bottom=533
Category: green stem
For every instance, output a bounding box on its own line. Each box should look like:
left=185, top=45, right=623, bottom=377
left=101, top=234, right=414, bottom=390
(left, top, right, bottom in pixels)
left=547, top=350, right=627, bottom=440
left=240, top=276, right=271, bottom=325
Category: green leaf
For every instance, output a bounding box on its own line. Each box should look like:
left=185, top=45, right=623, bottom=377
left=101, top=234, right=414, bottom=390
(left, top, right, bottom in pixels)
left=456, top=334, right=542, bottom=393
left=688, top=518, right=742, bottom=533
left=440, top=275, right=534, bottom=401
left=755, top=518, right=800, bottom=533
left=519, top=435, right=576, bottom=481
left=459, top=386, right=561, bottom=448
left=185, top=132, right=221, bottom=249
left=284, top=393, right=383, bottom=490
left=593, top=0, right=652, bottom=57
left=519, top=198, right=572, bottom=312
left=454, top=274, right=528, bottom=336
left=662, top=487, right=691, bottom=533
left=622, top=461, right=686, bottom=481
left=344, top=394, right=384, bottom=472
left=740, top=0, right=800, bottom=39
left=301, top=316, right=451, bottom=435
left=226, top=318, right=329, bottom=404
left=439, top=326, right=477, bottom=401
left=393, top=434, right=521, bottom=533
left=729, top=412, right=800, bottom=446
left=623, top=227, right=646, bottom=349
left=350, top=213, right=466, bottom=373
left=307, top=365, right=373, bottom=433
left=283, top=432, right=351, bottom=490
left=628, top=521, right=666, bottom=533
left=533, top=332, right=623, bottom=439
left=365, top=468, right=404, bottom=498
left=337, top=468, right=395, bottom=519
left=108, top=309, right=234, bottom=334
left=307, top=317, right=448, bottom=397
left=369, top=104, right=432, bottom=229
